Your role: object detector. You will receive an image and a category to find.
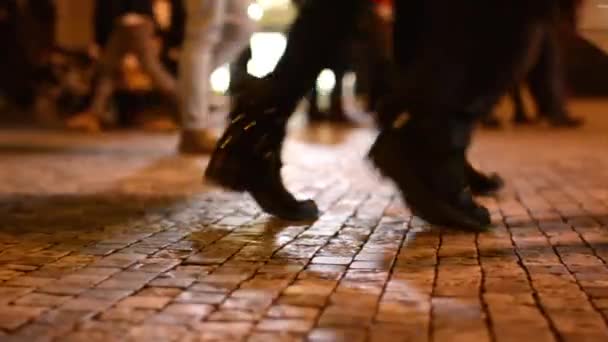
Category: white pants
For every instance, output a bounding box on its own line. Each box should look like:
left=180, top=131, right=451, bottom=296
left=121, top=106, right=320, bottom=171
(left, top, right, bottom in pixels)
left=179, top=0, right=256, bottom=130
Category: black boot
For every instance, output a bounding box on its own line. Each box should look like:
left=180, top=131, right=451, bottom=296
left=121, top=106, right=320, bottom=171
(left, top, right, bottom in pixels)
left=369, top=116, right=491, bottom=230
left=512, top=111, right=534, bottom=125
left=510, top=86, right=534, bottom=125
left=326, top=71, right=352, bottom=124
left=480, top=115, right=502, bottom=129
left=207, top=101, right=319, bottom=222
left=545, top=113, right=584, bottom=128
left=466, top=162, right=504, bottom=196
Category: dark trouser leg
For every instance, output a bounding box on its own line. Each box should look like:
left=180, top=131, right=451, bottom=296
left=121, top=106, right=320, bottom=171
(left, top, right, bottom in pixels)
left=511, top=85, right=532, bottom=124
left=229, top=47, right=252, bottom=96
left=307, top=85, right=324, bottom=122
left=206, top=0, right=365, bottom=220
left=328, top=66, right=349, bottom=122
left=527, top=31, right=582, bottom=127
left=364, top=9, right=393, bottom=114
left=480, top=113, right=502, bottom=128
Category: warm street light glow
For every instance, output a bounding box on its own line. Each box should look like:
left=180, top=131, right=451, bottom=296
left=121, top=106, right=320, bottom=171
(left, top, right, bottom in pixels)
left=247, top=3, right=264, bottom=21
left=211, top=65, right=231, bottom=93
left=317, top=69, right=336, bottom=93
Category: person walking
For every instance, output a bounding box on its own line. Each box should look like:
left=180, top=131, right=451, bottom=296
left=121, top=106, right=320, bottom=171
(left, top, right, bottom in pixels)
left=177, top=0, right=257, bottom=154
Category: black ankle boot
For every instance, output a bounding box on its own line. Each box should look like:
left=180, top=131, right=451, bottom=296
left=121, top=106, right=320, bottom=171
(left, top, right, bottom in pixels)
left=512, top=111, right=534, bottom=125
left=480, top=115, right=502, bottom=129
left=369, top=116, right=491, bottom=230
left=546, top=114, right=583, bottom=128
left=206, top=106, right=319, bottom=221
left=466, top=162, right=504, bottom=196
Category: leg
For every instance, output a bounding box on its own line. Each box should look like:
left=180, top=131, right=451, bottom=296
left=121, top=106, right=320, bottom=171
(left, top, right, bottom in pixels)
left=178, top=0, right=225, bottom=153
left=206, top=0, right=367, bottom=220
left=480, top=112, right=502, bottom=128
left=229, top=46, right=252, bottom=95
left=67, top=19, right=128, bottom=131
left=527, top=29, right=582, bottom=127
left=211, top=0, right=256, bottom=70
left=511, top=84, right=532, bottom=124
left=128, top=15, right=178, bottom=102
left=327, top=65, right=349, bottom=122
left=307, top=85, right=325, bottom=123
left=362, top=5, right=393, bottom=114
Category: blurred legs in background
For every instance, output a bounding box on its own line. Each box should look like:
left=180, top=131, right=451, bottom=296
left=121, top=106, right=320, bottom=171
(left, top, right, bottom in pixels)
left=178, top=0, right=256, bottom=154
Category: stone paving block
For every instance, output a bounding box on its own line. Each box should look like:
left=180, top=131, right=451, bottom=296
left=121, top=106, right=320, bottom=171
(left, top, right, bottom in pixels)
left=126, top=324, right=189, bottom=341
left=14, top=293, right=72, bottom=308
left=0, top=287, right=35, bottom=305
left=207, top=309, right=263, bottom=322
left=307, top=327, right=367, bottom=342
left=0, top=305, right=47, bottom=331
left=174, top=291, right=226, bottom=305
left=117, top=296, right=172, bottom=310
left=98, top=307, right=156, bottom=324
left=34, top=309, right=94, bottom=328
left=60, top=297, right=115, bottom=312
left=266, top=305, right=320, bottom=320
left=248, top=332, right=305, bottom=342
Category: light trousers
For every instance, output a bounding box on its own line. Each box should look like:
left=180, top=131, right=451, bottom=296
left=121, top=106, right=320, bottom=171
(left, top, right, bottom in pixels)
left=179, top=0, right=256, bottom=130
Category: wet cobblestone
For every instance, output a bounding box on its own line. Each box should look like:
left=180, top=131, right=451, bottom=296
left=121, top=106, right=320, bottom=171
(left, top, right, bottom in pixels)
left=1, top=111, right=608, bottom=341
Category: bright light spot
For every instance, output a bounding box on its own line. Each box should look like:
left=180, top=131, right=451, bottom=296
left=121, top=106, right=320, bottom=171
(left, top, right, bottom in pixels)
left=153, top=0, right=171, bottom=29
left=210, top=65, right=231, bottom=94
left=247, top=32, right=287, bottom=78
left=316, top=69, right=336, bottom=94
left=256, top=0, right=291, bottom=10
left=247, top=3, right=264, bottom=21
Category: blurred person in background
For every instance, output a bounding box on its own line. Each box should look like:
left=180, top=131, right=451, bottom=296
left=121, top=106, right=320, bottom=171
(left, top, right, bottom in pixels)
left=480, top=0, right=584, bottom=129
left=0, top=0, right=56, bottom=118
left=294, top=0, right=393, bottom=125
left=67, top=0, right=178, bottom=132
left=178, top=0, right=257, bottom=154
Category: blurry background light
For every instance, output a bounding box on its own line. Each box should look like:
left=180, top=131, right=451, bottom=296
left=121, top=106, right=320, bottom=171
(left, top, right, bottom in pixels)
left=247, top=3, right=264, bottom=21
left=210, top=65, right=231, bottom=94
left=316, top=69, right=336, bottom=94
left=256, top=0, right=291, bottom=10
left=247, top=32, right=287, bottom=78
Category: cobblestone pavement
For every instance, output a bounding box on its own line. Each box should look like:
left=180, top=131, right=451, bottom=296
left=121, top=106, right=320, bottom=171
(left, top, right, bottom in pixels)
left=2, top=104, right=608, bottom=341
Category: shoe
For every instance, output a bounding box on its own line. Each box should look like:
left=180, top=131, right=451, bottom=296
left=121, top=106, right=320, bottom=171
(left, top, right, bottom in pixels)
left=205, top=107, right=319, bottom=221
left=178, top=129, right=218, bottom=155
left=546, top=115, right=583, bottom=128
left=480, top=115, right=502, bottom=129
left=66, top=112, right=102, bottom=132
left=512, top=111, right=534, bottom=125
left=466, top=162, right=504, bottom=196
left=369, top=117, right=491, bottom=230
